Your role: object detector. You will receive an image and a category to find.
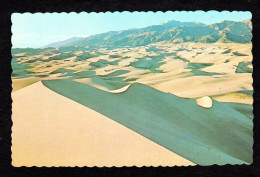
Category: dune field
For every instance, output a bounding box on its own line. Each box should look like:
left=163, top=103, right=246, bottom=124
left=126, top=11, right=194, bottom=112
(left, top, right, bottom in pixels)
left=12, top=41, right=253, bottom=166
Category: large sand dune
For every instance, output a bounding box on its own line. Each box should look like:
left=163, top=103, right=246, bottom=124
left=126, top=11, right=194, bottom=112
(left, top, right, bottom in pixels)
left=43, top=79, right=253, bottom=165
left=12, top=81, right=194, bottom=167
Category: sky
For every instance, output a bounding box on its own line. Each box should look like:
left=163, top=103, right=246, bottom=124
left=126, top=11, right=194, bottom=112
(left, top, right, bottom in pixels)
left=12, top=11, right=252, bottom=48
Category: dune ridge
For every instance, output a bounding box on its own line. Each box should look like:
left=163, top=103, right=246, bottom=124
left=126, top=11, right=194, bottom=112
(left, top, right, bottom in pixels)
left=12, top=81, right=195, bottom=167
left=43, top=79, right=253, bottom=165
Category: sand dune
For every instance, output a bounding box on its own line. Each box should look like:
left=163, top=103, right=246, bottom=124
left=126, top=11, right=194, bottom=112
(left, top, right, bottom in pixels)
left=12, top=81, right=194, bottom=167
left=12, top=77, right=42, bottom=92
left=151, top=73, right=252, bottom=98
left=43, top=79, right=253, bottom=165
left=12, top=42, right=253, bottom=166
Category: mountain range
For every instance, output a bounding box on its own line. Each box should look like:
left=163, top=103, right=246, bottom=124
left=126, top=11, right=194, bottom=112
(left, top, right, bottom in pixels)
left=43, top=20, right=252, bottom=48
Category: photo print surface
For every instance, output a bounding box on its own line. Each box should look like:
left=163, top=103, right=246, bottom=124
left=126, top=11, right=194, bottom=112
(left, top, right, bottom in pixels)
left=11, top=11, right=253, bottom=167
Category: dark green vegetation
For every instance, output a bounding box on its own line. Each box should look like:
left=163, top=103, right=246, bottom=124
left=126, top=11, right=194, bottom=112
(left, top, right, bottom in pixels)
left=43, top=79, right=253, bottom=165
left=43, top=20, right=252, bottom=48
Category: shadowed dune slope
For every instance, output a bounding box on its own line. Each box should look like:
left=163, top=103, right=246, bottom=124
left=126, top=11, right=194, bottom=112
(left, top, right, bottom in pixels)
left=43, top=79, right=253, bottom=165
left=12, top=81, right=194, bottom=167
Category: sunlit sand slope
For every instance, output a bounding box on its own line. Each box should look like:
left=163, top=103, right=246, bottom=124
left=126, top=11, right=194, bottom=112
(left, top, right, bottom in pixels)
left=43, top=79, right=253, bottom=165
left=12, top=77, right=42, bottom=92
left=12, top=81, right=194, bottom=167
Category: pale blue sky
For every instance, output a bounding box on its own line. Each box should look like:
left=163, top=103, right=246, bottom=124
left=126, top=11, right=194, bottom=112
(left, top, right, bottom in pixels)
left=12, top=11, right=252, bottom=48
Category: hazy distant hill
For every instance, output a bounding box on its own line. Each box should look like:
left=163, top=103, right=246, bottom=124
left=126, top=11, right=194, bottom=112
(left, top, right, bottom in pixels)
left=43, top=20, right=252, bottom=48
left=44, top=37, right=84, bottom=48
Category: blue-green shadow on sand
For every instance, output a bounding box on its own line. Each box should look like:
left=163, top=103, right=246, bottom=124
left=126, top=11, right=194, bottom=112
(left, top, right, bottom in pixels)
left=42, top=79, right=253, bottom=165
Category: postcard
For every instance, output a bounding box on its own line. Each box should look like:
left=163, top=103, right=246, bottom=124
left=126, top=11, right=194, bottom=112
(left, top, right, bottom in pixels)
left=11, top=11, right=253, bottom=167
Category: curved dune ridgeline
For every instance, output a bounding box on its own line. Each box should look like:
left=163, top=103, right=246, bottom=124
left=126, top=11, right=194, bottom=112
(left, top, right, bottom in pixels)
left=12, top=81, right=195, bottom=167
left=43, top=79, right=253, bottom=165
